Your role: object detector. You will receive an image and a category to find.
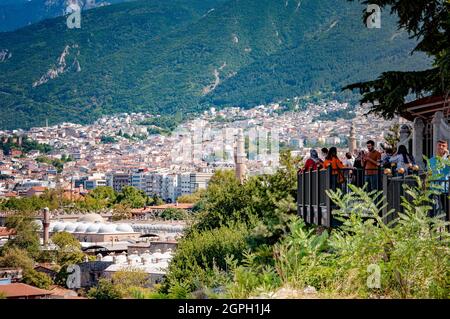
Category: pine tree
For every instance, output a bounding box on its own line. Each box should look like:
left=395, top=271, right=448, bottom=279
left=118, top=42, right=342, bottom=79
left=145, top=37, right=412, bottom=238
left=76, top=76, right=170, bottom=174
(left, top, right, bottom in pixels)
left=344, top=0, right=450, bottom=118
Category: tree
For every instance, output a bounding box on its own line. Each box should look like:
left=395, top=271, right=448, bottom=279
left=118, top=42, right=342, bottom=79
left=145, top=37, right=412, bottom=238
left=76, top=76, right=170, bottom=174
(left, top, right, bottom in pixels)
left=0, top=247, right=54, bottom=289
left=116, top=186, right=147, bottom=209
left=344, top=0, right=450, bottom=118
left=111, top=269, right=150, bottom=297
left=160, top=208, right=188, bottom=221
left=0, top=247, right=34, bottom=271
left=87, top=278, right=123, bottom=299
left=112, top=203, right=132, bottom=221
left=82, top=186, right=117, bottom=210
left=384, top=123, right=401, bottom=150
left=4, top=212, right=40, bottom=257
left=51, top=232, right=81, bottom=251
left=22, top=269, right=53, bottom=290
left=51, top=231, right=84, bottom=266
left=176, top=189, right=206, bottom=204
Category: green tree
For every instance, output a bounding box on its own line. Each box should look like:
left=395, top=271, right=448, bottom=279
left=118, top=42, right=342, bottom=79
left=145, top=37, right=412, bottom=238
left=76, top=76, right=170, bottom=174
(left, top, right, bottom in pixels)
left=4, top=212, right=41, bottom=257
left=87, top=278, right=123, bottom=299
left=22, top=269, right=53, bottom=290
left=176, top=189, right=206, bottom=204
left=82, top=186, right=117, bottom=210
left=112, top=203, right=132, bottom=221
left=116, top=186, right=147, bottom=209
left=345, top=0, right=450, bottom=118
left=384, top=123, right=401, bottom=150
left=0, top=247, right=34, bottom=271
left=51, top=231, right=84, bottom=266
left=0, top=247, right=54, bottom=290
left=160, top=208, right=188, bottom=221
left=111, top=269, right=150, bottom=297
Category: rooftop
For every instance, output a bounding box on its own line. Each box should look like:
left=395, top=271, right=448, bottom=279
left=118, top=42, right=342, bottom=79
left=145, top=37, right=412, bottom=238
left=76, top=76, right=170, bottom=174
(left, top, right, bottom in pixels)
left=0, top=283, right=52, bottom=299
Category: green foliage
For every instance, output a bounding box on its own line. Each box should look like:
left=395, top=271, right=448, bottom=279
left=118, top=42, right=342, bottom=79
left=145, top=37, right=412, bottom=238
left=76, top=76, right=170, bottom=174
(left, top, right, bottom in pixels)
left=111, top=269, right=150, bottom=298
left=344, top=0, right=449, bottom=118
left=22, top=269, right=53, bottom=290
left=111, top=203, right=132, bottom=221
left=161, top=224, right=249, bottom=294
left=35, top=155, right=72, bottom=173
left=176, top=189, right=206, bottom=204
left=51, top=231, right=84, bottom=266
left=100, top=136, right=117, bottom=144
left=160, top=208, right=188, bottom=221
left=0, top=247, right=35, bottom=271
left=79, top=186, right=117, bottom=211
left=116, top=186, right=147, bottom=209
left=87, top=278, right=123, bottom=299
left=313, top=107, right=356, bottom=122
left=0, top=0, right=428, bottom=130
left=0, top=246, right=54, bottom=290
left=3, top=212, right=40, bottom=257
left=322, top=182, right=449, bottom=298
left=0, top=135, right=52, bottom=155
left=384, top=123, right=401, bottom=150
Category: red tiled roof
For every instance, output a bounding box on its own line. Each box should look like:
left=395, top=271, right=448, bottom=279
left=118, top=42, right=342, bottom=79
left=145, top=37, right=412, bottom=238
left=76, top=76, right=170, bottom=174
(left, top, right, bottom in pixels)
left=0, top=227, right=16, bottom=237
left=29, top=186, right=47, bottom=192
left=0, top=283, right=52, bottom=298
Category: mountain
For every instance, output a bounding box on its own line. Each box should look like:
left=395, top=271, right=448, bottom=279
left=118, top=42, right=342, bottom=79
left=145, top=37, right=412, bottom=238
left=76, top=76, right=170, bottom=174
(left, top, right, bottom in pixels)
left=0, top=0, right=430, bottom=130
left=0, top=0, right=133, bottom=32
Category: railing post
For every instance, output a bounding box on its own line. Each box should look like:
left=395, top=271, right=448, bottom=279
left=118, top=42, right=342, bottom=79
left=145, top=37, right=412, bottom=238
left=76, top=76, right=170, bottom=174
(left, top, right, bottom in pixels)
left=316, top=167, right=321, bottom=226
left=325, top=165, right=332, bottom=228
left=302, top=171, right=306, bottom=221
left=382, top=174, right=389, bottom=224
left=309, top=168, right=313, bottom=224
left=297, top=171, right=301, bottom=219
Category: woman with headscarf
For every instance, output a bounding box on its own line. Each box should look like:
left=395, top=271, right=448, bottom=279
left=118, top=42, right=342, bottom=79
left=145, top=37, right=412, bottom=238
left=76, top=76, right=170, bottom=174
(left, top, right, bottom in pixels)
left=303, top=149, right=323, bottom=171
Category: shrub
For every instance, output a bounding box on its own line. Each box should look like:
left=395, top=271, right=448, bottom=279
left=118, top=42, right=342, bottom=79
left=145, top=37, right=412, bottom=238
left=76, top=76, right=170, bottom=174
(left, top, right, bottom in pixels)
left=160, top=208, right=188, bottom=221
left=87, top=278, right=123, bottom=299
left=160, top=223, right=249, bottom=295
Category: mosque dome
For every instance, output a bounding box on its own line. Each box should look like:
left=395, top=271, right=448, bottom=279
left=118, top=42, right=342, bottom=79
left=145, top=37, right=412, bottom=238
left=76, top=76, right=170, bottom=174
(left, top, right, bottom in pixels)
left=53, top=222, right=67, bottom=232
left=74, top=222, right=90, bottom=233
left=98, top=224, right=117, bottom=234
left=63, top=223, right=77, bottom=233
left=77, top=214, right=105, bottom=223
left=116, top=224, right=134, bottom=233
left=86, top=223, right=101, bottom=233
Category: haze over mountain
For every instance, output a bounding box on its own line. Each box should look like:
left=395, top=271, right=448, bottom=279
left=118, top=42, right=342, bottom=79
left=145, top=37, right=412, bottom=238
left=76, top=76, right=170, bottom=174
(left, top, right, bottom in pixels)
left=0, top=0, right=430, bottom=130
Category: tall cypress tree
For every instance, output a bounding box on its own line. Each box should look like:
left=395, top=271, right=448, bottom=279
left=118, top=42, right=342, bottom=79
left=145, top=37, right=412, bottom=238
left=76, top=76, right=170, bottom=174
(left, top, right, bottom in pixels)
left=344, top=0, right=450, bottom=118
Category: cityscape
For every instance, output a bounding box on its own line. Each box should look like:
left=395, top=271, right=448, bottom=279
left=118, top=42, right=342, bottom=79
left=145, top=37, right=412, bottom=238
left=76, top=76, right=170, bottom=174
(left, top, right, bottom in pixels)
left=0, top=0, right=448, bottom=305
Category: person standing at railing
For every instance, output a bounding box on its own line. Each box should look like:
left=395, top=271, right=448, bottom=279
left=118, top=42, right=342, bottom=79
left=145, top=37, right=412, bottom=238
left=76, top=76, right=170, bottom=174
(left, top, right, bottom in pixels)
left=302, top=149, right=323, bottom=172
left=362, top=140, right=381, bottom=191
left=381, top=148, right=394, bottom=169
left=389, top=145, right=415, bottom=173
left=428, top=140, right=450, bottom=217
left=323, top=147, right=345, bottom=189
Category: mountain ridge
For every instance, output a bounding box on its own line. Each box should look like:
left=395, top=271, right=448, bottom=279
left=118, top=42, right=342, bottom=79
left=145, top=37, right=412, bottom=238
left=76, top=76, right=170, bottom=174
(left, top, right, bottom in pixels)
left=0, top=0, right=431, bottom=130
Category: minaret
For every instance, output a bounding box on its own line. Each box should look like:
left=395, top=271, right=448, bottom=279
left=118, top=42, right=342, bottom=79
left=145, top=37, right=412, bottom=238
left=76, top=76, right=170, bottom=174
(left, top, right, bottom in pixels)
left=42, top=207, right=50, bottom=247
left=234, top=129, right=246, bottom=184
left=349, top=122, right=357, bottom=154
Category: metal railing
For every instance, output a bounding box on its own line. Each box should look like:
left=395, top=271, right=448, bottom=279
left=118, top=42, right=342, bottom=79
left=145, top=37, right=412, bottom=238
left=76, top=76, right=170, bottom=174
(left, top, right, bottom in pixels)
left=297, top=166, right=450, bottom=227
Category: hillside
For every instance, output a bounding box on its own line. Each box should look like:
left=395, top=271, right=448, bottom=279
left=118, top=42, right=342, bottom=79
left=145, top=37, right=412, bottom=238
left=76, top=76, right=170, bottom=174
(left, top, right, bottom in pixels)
left=0, top=0, right=430, bottom=130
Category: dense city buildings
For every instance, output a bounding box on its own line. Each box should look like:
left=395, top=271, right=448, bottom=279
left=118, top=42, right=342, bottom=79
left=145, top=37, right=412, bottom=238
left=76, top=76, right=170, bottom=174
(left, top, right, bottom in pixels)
left=0, top=101, right=403, bottom=199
